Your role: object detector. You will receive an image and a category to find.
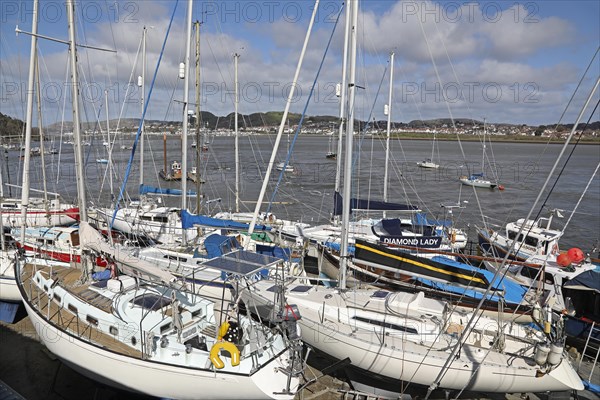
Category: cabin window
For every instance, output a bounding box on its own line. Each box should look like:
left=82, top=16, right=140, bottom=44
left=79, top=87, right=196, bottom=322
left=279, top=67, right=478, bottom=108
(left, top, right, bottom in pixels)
left=43, top=284, right=49, bottom=292
left=54, top=293, right=61, bottom=303
left=160, top=323, right=172, bottom=334
left=131, top=336, right=137, bottom=346
left=154, top=216, right=169, bottom=223
left=163, top=255, right=187, bottom=263
left=140, top=216, right=153, bottom=222
left=507, top=231, right=517, bottom=240
left=351, top=316, right=418, bottom=334
left=86, top=315, right=99, bottom=326
left=524, top=236, right=538, bottom=247
left=71, top=233, right=80, bottom=247
left=68, top=304, right=78, bottom=314
left=109, top=326, right=118, bottom=336
left=191, top=309, right=203, bottom=318
left=519, top=267, right=555, bottom=285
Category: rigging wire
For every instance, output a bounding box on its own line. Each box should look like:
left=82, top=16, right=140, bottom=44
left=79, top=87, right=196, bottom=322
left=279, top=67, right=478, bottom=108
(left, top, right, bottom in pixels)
left=110, top=0, right=180, bottom=229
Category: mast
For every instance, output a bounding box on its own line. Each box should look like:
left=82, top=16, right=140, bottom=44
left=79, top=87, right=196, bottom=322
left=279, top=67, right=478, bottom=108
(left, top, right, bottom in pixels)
left=246, top=0, right=320, bottom=240
left=35, top=55, right=49, bottom=209
left=333, top=0, right=351, bottom=225
left=234, top=52, right=240, bottom=213
left=482, top=117, right=486, bottom=174
left=382, top=51, right=394, bottom=217
left=19, top=0, right=39, bottom=246
left=139, top=26, right=146, bottom=187
left=194, top=20, right=201, bottom=213
left=105, top=90, right=113, bottom=200
left=339, top=0, right=359, bottom=290
left=180, top=0, right=193, bottom=245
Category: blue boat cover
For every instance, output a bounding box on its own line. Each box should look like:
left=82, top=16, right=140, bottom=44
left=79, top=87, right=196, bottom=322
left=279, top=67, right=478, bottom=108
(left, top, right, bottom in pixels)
left=205, top=234, right=240, bottom=259
left=0, top=302, right=19, bottom=323
left=333, top=191, right=419, bottom=216
left=412, top=213, right=452, bottom=227
left=180, top=210, right=270, bottom=231
left=563, top=270, right=600, bottom=293
left=255, top=244, right=291, bottom=261
left=140, top=184, right=197, bottom=196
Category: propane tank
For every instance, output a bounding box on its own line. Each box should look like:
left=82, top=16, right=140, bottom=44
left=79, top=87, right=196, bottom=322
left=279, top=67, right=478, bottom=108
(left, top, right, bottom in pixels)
left=547, top=342, right=563, bottom=365
left=534, top=342, right=550, bottom=366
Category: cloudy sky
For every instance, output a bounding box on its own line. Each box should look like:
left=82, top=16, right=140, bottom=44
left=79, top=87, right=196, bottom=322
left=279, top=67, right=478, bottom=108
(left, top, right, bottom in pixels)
left=0, top=0, right=598, bottom=128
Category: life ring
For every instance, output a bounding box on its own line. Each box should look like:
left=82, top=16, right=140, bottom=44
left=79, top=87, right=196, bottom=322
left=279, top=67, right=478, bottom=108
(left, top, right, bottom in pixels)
left=209, top=341, right=240, bottom=369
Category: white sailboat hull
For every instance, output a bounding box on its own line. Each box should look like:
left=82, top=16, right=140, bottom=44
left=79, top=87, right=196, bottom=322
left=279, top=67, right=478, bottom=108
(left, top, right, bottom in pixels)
left=1, top=199, right=78, bottom=228
left=417, top=161, right=439, bottom=169
left=22, top=300, right=294, bottom=399
left=0, top=250, right=20, bottom=302
left=460, top=177, right=497, bottom=189
left=242, top=284, right=583, bottom=394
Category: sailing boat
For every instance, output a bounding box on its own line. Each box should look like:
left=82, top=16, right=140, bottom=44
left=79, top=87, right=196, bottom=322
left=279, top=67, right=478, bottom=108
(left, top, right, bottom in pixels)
left=276, top=120, right=295, bottom=173
left=417, top=133, right=440, bottom=168
left=325, top=123, right=336, bottom=159
left=459, top=119, right=499, bottom=189
left=243, top=1, right=583, bottom=396
left=16, top=2, right=302, bottom=398
left=1, top=2, right=78, bottom=303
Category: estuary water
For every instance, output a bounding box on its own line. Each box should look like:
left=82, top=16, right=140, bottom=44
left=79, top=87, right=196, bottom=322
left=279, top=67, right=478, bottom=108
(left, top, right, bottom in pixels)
left=8, top=134, right=600, bottom=252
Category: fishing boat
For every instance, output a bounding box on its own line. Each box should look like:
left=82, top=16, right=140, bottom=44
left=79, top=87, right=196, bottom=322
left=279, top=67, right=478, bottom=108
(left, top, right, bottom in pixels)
left=477, top=211, right=563, bottom=261
left=160, top=160, right=183, bottom=181
left=187, top=166, right=205, bottom=183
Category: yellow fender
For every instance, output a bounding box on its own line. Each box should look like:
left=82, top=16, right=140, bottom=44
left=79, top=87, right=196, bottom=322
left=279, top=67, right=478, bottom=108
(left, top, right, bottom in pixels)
left=210, top=341, right=240, bottom=369
left=217, top=321, right=230, bottom=340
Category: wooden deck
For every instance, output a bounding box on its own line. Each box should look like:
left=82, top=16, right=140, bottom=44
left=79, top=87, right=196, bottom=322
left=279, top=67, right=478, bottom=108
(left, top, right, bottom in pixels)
left=21, top=263, right=142, bottom=358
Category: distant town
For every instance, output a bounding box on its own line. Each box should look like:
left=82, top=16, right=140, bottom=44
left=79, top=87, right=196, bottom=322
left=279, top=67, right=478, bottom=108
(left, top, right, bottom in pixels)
left=1, top=111, right=598, bottom=143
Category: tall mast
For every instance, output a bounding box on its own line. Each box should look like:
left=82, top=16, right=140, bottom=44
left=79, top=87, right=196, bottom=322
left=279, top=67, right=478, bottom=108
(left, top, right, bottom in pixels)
left=194, top=21, right=201, bottom=214
left=382, top=51, right=394, bottom=217
left=246, top=0, right=320, bottom=240
left=105, top=90, right=113, bottom=200
left=339, top=0, right=359, bottom=290
left=35, top=56, right=49, bottom=209
left=67, top=0, right=87, bottom=222
left=139, top=26, right=146, bottom=187
left=19, top=0, right=39, bottom=246
left=482, top=117, right=486, bottom=173
left=234, top=53, right=240, bottom=213
left=333, top=0, right=351, bottom=225
left=180, top=0, right=193, bottom=245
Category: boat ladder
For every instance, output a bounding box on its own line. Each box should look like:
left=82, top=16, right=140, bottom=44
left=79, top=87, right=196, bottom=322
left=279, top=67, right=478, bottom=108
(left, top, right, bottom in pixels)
left=577, top=321, right=600, bottom=388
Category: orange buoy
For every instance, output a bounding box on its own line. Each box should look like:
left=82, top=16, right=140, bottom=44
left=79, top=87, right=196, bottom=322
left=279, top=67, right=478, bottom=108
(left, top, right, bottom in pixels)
left=498, top=184, right=505, bottom=191
left=566, top=247, right=585, bottom=263
left=556, top=253, right=572, bottom=267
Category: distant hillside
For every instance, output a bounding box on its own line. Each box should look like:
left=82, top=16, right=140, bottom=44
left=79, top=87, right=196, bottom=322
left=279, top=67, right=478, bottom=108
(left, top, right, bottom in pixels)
left=0, top=112, right=40, bottom=141
left=4, top=110, right=598, bottom=137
